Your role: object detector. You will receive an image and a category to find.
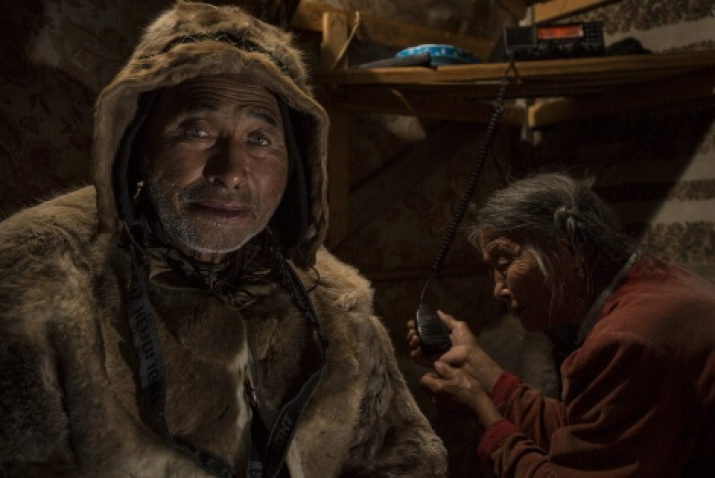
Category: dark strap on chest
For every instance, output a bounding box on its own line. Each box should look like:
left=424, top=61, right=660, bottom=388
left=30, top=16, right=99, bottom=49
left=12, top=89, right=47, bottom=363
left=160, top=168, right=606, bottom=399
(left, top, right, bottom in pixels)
left=126, top=227, right=236, bottom=477
left=125, top=226, right=328, bottom=478
left=246, top=249, right=328, bottom=478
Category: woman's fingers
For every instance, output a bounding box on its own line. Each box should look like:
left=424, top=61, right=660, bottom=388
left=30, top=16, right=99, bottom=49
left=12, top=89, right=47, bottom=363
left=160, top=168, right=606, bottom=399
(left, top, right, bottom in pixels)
left=436, top=310, right=478, bottom=347
left=436, top=310, right=457, bottom=330
left=434, top=359, right=455, bottom=376
left=420, top=365, right=482, bottom=411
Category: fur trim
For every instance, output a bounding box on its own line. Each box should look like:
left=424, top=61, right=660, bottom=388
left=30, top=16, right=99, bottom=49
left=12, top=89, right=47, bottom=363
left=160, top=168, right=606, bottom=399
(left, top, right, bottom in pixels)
left=0, top=189, right=447, bottom=476
left=92, top=1, right=329, bottom=265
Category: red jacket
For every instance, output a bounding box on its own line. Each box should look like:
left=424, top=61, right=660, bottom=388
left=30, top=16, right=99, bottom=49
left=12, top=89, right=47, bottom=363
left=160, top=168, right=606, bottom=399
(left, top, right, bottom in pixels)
left=479, top=257, right=715, bottom=476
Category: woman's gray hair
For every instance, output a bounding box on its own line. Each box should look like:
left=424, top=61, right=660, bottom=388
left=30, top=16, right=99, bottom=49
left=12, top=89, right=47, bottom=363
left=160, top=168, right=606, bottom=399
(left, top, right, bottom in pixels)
left=470, top=172, right=635, bottom=303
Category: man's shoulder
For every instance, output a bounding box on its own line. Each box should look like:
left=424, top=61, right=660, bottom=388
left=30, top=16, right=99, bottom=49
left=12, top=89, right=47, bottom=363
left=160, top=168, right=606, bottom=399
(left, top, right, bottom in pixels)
left=0, top=186, right=99, bottom=250
left=312, top=247, right=373, bottom=313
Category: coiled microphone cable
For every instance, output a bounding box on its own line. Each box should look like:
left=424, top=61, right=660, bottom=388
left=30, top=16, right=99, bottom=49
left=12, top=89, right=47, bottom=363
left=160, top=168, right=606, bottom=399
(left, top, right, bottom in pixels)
left=419, top=58, right=515, bottom=303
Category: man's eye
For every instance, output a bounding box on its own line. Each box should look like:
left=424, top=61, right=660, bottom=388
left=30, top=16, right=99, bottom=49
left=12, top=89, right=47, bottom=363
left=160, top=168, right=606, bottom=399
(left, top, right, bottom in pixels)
left=177, top=119, right=214, bottom=140
left=184, top=127, right=211, bottom=138
left=248, top=133, right=270, bottom=146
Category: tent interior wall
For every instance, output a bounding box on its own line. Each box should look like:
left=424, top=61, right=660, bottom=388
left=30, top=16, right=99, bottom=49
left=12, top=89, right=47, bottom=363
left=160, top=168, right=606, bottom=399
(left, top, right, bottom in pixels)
left=2, top=1, right=714, bottom=476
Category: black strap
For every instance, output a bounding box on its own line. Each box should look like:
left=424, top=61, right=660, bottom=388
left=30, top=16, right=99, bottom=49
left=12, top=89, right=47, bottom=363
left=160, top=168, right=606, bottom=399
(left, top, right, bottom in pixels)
left=246, top=248, right=329, bottom=478
left=126, top=224, right=237, bottom=477
left=125, top=225, right=328, bottom=478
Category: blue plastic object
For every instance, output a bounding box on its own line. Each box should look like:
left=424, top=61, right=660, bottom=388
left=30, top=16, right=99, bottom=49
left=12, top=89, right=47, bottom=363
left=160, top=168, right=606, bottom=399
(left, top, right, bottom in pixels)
left=395, top=44, right=481, bottom=66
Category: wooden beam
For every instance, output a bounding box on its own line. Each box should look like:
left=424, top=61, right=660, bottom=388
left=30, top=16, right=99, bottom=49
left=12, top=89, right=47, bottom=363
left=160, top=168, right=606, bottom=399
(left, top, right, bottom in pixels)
left=325, top=99, right=350, bottom=247
left=292, top=2, right=494, bottom=61
left=528, top=68, right=715, bottom=128
left=494, top=0, right=529, bottom=20
left=348, top=122, right=479, bottom=233
left=534, top=0, right=620, bottom=24
left=321, top=11, right=350, bottom=247
left=320, top=11, right=349, bottom=70
left=333, top=86, right=525, bottom=125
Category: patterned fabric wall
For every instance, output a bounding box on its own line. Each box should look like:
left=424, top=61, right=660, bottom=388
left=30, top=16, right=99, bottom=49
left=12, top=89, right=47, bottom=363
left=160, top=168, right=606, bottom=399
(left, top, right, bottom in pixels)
left=0, top=0, right=168, bottom=216
left=569, top=1, right=715, bottom=281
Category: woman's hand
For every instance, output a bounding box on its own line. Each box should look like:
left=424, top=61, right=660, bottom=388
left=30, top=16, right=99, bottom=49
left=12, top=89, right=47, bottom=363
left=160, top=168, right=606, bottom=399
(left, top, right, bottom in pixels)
left=407, top=310, right=506, bottom=426
left=438, top=342, right=504, bottom=393
left=406, top=310, right=478, bottom=367
left=420, top=361, right=503, bottom=429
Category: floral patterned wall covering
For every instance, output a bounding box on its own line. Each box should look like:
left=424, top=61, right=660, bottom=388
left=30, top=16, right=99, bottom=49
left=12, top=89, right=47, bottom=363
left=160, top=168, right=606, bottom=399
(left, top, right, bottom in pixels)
left=0, top=0, right=168, bottom=216
left=562, top=0, right=715, bottom=281
left=1, top=1, right=713, bottom=477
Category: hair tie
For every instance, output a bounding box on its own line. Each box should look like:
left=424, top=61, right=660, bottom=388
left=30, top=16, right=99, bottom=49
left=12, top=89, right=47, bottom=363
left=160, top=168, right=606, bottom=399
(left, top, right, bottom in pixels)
left=555, top=205, right=579, bottom=236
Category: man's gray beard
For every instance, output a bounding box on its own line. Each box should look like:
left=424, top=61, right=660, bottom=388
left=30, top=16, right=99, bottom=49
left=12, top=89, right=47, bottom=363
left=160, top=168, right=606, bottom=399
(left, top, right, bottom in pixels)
left=143, top=173, right=259, bottom=256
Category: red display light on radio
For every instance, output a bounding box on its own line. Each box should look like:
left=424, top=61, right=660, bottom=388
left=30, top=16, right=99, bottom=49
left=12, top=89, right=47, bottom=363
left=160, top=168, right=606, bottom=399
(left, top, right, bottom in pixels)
left=537, top=25, right=584, bottom=40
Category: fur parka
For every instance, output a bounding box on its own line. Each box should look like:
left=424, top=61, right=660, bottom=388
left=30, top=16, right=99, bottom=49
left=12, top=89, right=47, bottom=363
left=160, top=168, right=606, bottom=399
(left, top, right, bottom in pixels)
left=0, top=2, right=447, bottom=477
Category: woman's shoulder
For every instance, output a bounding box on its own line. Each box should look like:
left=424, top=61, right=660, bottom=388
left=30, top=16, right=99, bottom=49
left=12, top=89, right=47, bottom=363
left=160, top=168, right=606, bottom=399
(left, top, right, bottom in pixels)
left=580, top=257, right=715, bottom=367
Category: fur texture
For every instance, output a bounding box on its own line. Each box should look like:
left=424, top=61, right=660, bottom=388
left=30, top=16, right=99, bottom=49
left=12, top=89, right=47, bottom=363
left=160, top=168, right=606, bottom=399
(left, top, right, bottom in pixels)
left=0, top=2, right=446, bottom=476
left=93, top=0, right=329, bottom=265
left=0, top=188, right=447, bottom=477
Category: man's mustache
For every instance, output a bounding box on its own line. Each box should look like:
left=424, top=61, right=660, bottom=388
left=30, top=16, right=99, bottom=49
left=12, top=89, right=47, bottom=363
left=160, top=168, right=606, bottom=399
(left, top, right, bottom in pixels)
left=179, top=181, right=257, bottom=209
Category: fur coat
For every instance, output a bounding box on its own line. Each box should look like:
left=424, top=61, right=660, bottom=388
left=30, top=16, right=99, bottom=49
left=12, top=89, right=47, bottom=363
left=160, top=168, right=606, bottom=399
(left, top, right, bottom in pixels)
left=0, top=2, right=447, bottom=477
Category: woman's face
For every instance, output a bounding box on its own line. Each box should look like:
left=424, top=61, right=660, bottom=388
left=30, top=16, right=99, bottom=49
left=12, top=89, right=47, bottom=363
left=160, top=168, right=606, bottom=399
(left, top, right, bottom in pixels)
left=479, top=229, right=583, bottom=332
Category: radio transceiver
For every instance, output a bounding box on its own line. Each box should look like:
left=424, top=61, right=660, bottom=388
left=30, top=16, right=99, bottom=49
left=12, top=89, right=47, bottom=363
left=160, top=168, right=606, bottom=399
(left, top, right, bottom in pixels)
left=491, top=22, right=605, bottom=61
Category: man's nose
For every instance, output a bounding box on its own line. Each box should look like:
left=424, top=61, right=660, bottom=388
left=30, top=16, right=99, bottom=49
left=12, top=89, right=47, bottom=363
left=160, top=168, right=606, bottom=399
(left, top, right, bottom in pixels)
left=204, top=140, right=247, bottom=189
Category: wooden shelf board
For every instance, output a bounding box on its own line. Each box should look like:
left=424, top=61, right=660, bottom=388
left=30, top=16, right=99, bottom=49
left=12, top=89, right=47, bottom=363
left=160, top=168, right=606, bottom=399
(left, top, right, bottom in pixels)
left=316, top=51, right=715, bottom=126
left=528, top=67, right=715, bottom=128
left=534, top=0, right=620, bottom=24
left=494, top=0, right=529, bottom=20
left=315, top=51, right=715, bottom=124
left=315, top=52, right=715, bottom=97
left=331, top=86, right=526, bottom=124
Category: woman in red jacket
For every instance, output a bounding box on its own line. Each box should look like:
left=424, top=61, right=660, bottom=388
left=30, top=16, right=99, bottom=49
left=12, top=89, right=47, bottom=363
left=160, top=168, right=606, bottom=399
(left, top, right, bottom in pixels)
left=408, top=172, right=715, bottom=476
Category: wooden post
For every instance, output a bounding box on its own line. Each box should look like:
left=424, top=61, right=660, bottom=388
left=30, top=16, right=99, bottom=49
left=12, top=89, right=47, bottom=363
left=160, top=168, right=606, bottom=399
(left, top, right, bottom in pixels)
left=320, top=11, right=350, bottom=248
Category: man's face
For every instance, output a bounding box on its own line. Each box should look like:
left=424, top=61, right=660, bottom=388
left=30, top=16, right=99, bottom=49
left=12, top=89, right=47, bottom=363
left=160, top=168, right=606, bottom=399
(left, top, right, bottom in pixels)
left=140, top=74, right=289, bottom=262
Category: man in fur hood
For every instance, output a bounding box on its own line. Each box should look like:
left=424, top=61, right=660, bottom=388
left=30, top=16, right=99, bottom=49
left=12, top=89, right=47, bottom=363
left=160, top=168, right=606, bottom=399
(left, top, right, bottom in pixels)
left=0, top=1, right=447, bottom=477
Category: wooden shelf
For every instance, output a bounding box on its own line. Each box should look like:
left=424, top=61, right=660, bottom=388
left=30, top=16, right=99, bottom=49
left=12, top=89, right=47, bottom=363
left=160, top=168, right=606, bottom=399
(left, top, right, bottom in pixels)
left=315, top=51, right=715, bottom=98
left=494, top=0, right=622, bottom=24
left=314, top=50, right=715, bottom=128
left=292, top=1, right=715, bottom=246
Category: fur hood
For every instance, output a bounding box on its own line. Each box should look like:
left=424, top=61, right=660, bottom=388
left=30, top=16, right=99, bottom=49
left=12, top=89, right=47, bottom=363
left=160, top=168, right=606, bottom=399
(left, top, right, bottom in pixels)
left=93, top=0, right=329, bottom=266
